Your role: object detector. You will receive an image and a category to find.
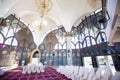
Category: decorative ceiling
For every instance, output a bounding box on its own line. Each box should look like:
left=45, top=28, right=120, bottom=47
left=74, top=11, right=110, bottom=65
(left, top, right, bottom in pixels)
left=0, top=0, right=119, bottom=46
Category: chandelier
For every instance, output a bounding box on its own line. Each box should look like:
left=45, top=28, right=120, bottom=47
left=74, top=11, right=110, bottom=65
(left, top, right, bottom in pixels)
left=35, top=0, right=52, bottom=30
left=35, top=0, right=53, bottom=17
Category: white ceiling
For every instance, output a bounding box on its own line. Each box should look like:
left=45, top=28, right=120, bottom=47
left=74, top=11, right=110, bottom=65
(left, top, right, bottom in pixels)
left=1, top=0, right=101, bottom=30
left=0, top=0, right=118, bottom=46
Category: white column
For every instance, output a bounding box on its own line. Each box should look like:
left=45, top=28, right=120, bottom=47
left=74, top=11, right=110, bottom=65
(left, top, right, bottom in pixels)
left=66, top=39, right=72, bottom=65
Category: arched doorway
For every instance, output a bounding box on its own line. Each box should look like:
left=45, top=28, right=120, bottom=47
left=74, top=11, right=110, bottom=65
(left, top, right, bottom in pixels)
left=30, top=49, right=42, bottom=64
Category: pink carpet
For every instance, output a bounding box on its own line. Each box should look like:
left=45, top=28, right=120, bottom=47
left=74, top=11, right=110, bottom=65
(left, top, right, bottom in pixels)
left=0, top=67, right=72, bottom=80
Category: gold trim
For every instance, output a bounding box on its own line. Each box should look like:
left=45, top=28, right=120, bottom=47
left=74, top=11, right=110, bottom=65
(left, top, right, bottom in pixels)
left=35, top=0, right=52, bottom=17
left=30, top=49, right=41, bottom=63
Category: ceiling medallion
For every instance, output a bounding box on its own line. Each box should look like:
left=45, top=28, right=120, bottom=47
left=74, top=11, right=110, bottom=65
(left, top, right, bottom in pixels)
left=65, top=32, right=72, bottom=40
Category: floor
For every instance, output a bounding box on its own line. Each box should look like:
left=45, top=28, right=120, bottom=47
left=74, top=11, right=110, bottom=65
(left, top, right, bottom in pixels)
left=0, top=66, right=71, bottom=80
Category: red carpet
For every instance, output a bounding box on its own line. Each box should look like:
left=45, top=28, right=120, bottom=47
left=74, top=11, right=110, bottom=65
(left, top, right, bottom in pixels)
left=0, top=66, right=71, bottom=80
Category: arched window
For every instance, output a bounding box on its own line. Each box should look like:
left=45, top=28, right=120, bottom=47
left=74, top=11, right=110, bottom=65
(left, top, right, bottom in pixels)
left=79, top=33, right=85, bottom=42
left=86, top=37, right=91, bottom=46
left=71, top=41, right=75, bottom=49
left=76, top=41, right=82, bottom=49
left=4, top=37, right=18, bottom=46
left=83, top=40, right=87, bottom=48
left=71, top=35, right=78, bottom=44
left=1, top=27, right=14, bottom=38
left=96, top=32, right=107, bottom=43
left=54, top=43, right=62, bottom=49
left=63, top=41, right=67, bottom=49
left=91, top=38, right=96, bottom=45
left=0, top=32, right=4, bottom=44
left=58, top=37, right=66, bottom=44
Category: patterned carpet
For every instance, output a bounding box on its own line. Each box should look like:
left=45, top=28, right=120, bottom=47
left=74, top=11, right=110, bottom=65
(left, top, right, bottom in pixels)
left=0, top=66, right=71, bottom=80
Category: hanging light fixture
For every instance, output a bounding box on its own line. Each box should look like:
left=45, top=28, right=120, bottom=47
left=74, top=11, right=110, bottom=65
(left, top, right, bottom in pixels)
left=35, top=0, right=52, bottom=30
left=35, top=0, right=52, bottom=17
